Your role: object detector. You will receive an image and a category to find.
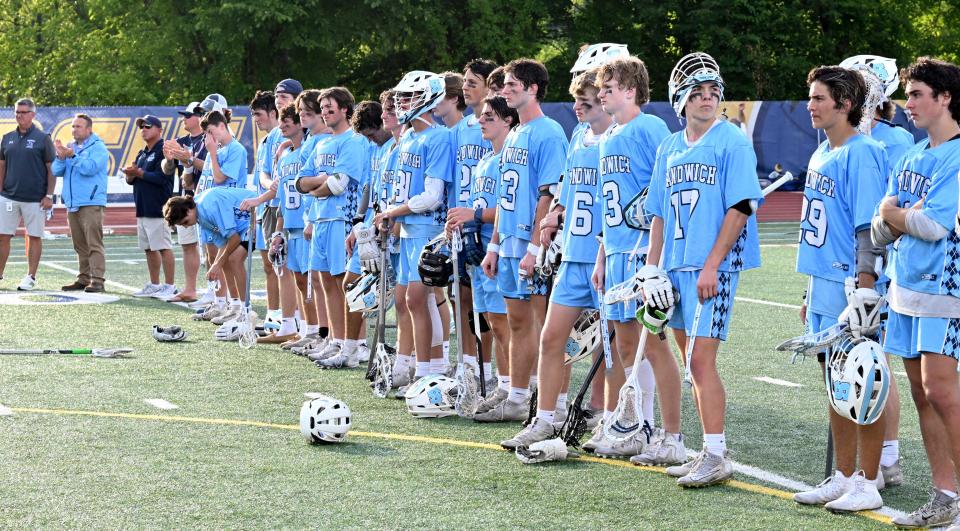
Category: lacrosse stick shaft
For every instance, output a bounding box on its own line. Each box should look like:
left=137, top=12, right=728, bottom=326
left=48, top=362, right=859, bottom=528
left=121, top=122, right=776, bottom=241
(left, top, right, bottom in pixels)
left=468, top=265, right=487, bottom=397
left=238, top=211, right=258, bottom=348
left=762, top=172, right=793, bottom=197
left=451, top=231, right=465, bottom=370
left=366, top=218, right=391, bottom=381
left=598, top=288, right=613, bottom=370
left=683, top=301, right=704, bottom=386
left=560, top=348, right=605, bottom=442
left=824, top=425, right=834, bottom=479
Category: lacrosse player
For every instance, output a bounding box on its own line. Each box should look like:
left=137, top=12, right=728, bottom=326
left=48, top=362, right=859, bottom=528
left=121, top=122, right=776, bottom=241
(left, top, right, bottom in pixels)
left=239, top=104, right=305, bottom=343
left=372, top=71, right=454, bottom=391
left=791, top=66, right=888, bottom=512
left=249, top=90, right=283, bottom=332
left=295, top=87, right=369, bottom=368
left=645, top=52, right=762, bottom=487
left=499, top=69, right=610, bottom=447
left=477, top=59, right=568, bottom=422
left=874, top=58, right=960, bottom=528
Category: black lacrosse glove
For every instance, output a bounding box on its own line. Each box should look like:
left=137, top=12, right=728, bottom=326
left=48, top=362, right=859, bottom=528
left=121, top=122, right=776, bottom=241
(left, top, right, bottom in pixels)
left=461, top=220, right=486, bottom=267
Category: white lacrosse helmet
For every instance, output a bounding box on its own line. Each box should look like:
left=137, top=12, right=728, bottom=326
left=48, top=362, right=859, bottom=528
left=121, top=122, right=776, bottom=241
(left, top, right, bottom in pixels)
left=668, top=52, right=725, bottom=118
left=405, top=375, right=457, bottom=418
left=571, top=43, right=630, bottom=73
left=346, top=272, right=380, bottom=313
left=393, top=71, right=446, bottom=125
left=825, top=338, right=889, bottom=425
left=839, top=55, right=899, bottom=99
left=299, top=395, right=352, bottom=443
left=564, top=310, right=602, bottom=364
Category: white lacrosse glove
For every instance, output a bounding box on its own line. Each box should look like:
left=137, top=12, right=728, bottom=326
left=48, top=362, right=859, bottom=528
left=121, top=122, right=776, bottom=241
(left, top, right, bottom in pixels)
left=870, top=215, right=898, bottom=247
left=637, top=265, right=674, bottom=310
left=354, top=223, right=381, bottom=273
left=535, top=234, right=562, bottom=277
left=838, top=287, right=884, bottom=339
left=152, top=325, right=186, bottom=342
left=515, top=438, right=568, bottom=464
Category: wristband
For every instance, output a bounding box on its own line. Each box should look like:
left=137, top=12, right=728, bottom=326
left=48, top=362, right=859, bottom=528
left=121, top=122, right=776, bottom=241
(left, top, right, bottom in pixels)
left=527, top=243, right=541, bottom=256
left=486, top=243, right=500, bottom=254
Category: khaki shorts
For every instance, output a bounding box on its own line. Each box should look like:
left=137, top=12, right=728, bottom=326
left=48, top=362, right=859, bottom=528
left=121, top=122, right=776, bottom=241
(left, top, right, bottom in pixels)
left=0, top=198, right=45, bottom=237
left=138, top=217, right=173, bottom=251
left=176, top=223, right=199, bottom=245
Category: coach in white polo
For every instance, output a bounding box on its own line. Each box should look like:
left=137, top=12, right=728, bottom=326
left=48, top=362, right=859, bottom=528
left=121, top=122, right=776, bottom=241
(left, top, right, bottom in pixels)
left=0, top=97, right=56, bottom=291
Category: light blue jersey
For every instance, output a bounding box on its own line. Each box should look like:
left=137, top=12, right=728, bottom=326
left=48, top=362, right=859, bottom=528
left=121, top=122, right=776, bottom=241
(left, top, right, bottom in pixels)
left=195, top=186, right=257, bottom=245
left=796, top=134, right=887, bottom=282
left=559, top=126, right=603, bottom=263
left=497, top=115, right=567, bottom=242
left=366, top=137, right=398, bottom=223
left=276, top=144, right=306, bottom=230
left=299, top=129, right=367, bottom=222
left=392, top=125, right=453, bottom=228
left=872, top=120, right=915, bottom=179
left=885, top=138, right=960, bottom=297
left=471, top=151, right=501, bottom=242
left=647, top=120, right=762, bottom=272
left=296, top=132, right=329, bottom=227
left=453, top=115, right=493, bottom=207
left=598, top=114, right=670, bottom=256
left=196, top=140, right=248, bottom=194
left=257, top=127, right=284, bottom=209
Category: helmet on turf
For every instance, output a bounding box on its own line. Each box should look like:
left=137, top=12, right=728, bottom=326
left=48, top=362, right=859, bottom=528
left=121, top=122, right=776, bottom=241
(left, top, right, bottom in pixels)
left=825, top=337, right=889, bottom=425
left=564, top=310, right=602, bottom=364
left=570, top=43, right=630, bottom=74
left=405, top=375, right=457, bottom=418
left=418, top=236, right=452, bottom=287
left=839, top=55, right=899, bottom=99
left=668, top=52, right=725, bottom=118
left=345, top=272, right=393, bottom=313
left=393, top=71, right=446, bottom=125
left=299, top=395, right=352, bottom=443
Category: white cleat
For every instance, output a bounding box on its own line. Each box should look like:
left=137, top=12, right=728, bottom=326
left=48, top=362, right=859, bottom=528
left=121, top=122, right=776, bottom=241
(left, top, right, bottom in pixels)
left=824, top=471, right=882, bottom=513
left=794, top=472, right=851, bottom=505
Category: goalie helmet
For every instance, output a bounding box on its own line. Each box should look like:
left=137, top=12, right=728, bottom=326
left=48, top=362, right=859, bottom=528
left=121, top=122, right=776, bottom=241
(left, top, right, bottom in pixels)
left=570, top=43, right=630, bottom=74
left=418, top=237, right=453, bottom=287
left=668, top=52, right=725, bottom=118
left=564, top=310, right=602, bottom=364
left=825, top=337, right=889, bottom=425
left=405, top=375, right=457, bottom=418
left=393, top=71, right=445, bottom=125
left=345, top=272, right=392, bottom=313
left=299, top=395, right=352, bottom=443
left=839, top=55, right=899, bottom=99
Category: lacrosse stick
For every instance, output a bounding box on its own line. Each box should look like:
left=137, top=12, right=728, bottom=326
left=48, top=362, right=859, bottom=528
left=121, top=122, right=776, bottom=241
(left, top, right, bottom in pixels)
left=369, top=217, right=395, bottom=397
left=558, top=349, right=605, bottom=448
left=0, top=348, right=133, bottom=359
left=238, top=212, right=259, bottom=349
left=681, top=301, right=705, bottom=387
left=597, top=288, right=614, bottom=370
left=764, top=172, right=794, bottom=197
left=775, top=322, right=848, bottom=364
left=451, top=230, right=480, bottom=417
left=467, top=267, right=487, bottom=398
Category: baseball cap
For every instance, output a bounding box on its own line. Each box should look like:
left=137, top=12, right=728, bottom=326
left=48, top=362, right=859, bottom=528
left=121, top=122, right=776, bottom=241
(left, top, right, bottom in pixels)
left=135, top=115, right=162, bottom=129
left=275, top=79, right=304, bottom=96
left=199, top=93, right=229, bottom=113
left=177, top=101, right=204, bottom=117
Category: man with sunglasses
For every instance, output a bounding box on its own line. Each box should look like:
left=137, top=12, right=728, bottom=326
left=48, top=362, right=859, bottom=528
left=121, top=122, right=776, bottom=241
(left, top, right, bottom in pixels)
left=123, top=114, right=176, bottom=299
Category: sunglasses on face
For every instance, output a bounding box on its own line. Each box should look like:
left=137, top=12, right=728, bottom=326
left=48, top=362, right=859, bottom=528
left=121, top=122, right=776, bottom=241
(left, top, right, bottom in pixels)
left=140, top=125, right=154, bottom=130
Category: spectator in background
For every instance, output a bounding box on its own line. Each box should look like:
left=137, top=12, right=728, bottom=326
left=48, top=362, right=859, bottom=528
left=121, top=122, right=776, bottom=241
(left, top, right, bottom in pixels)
left=0, top=97, right=55, bottom=291
left=124, top=115, right=177, bottom=299
left=161, top=101, right=208, bottom=303
left=52, top=114, right=109, bottom=292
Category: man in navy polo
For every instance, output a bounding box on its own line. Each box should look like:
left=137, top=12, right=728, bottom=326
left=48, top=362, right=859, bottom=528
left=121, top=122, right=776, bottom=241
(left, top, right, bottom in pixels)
left=0, top=97, right=55, bottom=291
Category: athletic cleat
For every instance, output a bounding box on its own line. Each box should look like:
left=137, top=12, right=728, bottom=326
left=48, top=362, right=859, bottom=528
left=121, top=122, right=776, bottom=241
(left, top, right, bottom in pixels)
left=292, top=337, right=328, bottom=355
left=892, top=488, right=959, bottom=528
left=474, top=387, right=507, bottom=415
left=316, top=352, right=359, bottom=369
left=151, top=284, right=179, bottom=300
left=677, top=450, right=733, bottom=487
left=16, top=274, right=37, bottom=291
left=133, top=282, right=160, bottom=297
left=283, top=334, right=319, bottom=351
left=211, top=308, right=240, bottom=325
left=666, top=450, right=702, bottom=478
left=308, top=342, right=341, bottom=362
left=794, top=472, right=850, bottom=505
left=881, top=460, right=903, bottom=488
left=825, top=471, right=882, bottom=513
left=551, top=407, right=568, bottom=431
left=357, top=344, right=371, bottom=363
left=189, top=290, right=215, bottom=309
left=593, top=431, right=649, bottom=459
left=394, top=375, right=420, bottom=399
left=631, top=431, right=687, bottom=466
left=582, top=422, right=607, bottom=453
left=391, top=364, right=415, bottom=390
left=473, top=398, right=529, bottom=423
left=263, top=313, right=281, bottom=331
left=501, top=417, right=556, bottom=451
left=192, top=304, right=228, bottom=321
left=584, top=408, right=602, bottom=430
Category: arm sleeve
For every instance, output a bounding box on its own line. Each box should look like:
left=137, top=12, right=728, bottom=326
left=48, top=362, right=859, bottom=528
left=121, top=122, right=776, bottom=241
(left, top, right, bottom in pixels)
left=51, top=157, right=66, bottom=177
left=408, top=177, right=445, bottom=213
left=140, top=149, right=170, bottom=185
left=919, top=165, right=960, bottom=232
left=905, top=208, right=951, bottom=241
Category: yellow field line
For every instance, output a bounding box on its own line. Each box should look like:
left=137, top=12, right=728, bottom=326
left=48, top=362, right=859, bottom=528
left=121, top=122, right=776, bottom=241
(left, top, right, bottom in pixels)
left=11, top=407, right=891, bottom=525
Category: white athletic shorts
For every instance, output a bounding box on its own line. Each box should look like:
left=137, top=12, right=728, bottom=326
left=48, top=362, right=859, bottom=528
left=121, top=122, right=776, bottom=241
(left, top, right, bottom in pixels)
left=138, top=217, right=173, bottom=251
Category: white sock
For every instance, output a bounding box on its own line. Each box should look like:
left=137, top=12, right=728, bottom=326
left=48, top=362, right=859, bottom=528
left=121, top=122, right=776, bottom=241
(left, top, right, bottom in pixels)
left=529, top=374, right=538, bottom=388
left=277, top=318, right=297, bottom=336
left=483, top=362, right=493, bottom=377
left=229, top=298, right=241, bottom=309
left=305, top=324, right=319, bottom=336
left=508, top=387, right=529, bottom=403
left=162, top=283, right=174, bottom=289
left=464, top=355, right=478, bottom=370
left=880, top=440, right=899, bottom=467
left=216, top=297, right=227, bottom=306
left=704, top=433, right=727, bottom=456
left=442, top=340, right=450, bottom=358
left=498, top=375, right=511, bottom=391
left=941, top=489, right=958, bottom=499
left=395, top=353, right=414, bottom=372
left=342, top=339, right=358, bottom=355
left=429, top=358, right=445, bottom=374
left=637, top=358, right=656, bottom=426
left=556, top=393, right=568, bottom=410
left=603, top=410, right=615, bottom=423
left=415, top=361, right=431, bottom=377
left=294, top=309, right=301, bottom=320
left=536, top=409, right=555, bottom=423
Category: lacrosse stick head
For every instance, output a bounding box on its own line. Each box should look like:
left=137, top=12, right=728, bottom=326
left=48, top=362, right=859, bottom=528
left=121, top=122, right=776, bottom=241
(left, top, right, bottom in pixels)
left=372, top=344, right=396, bottom=398
left=604, top=274, right=644, bottom=305
left=775, top=322, right=849, bottom=362
left=238, top=310, right=259, bottom=349
left=559, top=402, right=597, bottom=448
left=604, top=382, right=643, bottom=442
left=453, top=363, right=480, bottom=418
left=91, top=348, right=134, bottom=358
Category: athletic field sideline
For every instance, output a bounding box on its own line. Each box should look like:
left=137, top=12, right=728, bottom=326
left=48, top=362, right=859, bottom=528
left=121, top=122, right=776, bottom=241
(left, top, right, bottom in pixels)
left=0, top=226, right=922, bottom=528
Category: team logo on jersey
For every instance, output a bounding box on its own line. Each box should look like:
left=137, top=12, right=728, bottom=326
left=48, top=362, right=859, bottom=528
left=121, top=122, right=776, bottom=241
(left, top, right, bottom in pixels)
left=233, top=207, right=251, bottom=220
left=921, top=273, right=938, bottom=281
left=457, top=144, right=491, bottom=163
left=804, top=170, right=836, bottom=198
left=398, top=151, right=422, bottom=168
left=314, top=153, right=337, bottom=166
left=502, top=147, right=529, bottom=166
left=895, top=170, right=931, bottom=198
left=665, top=162, right=717, bottom=188
left=599, top=155, right=630, bottom=176
left=831, top=261, right=849, bottom=272
left=568, top=166, right=598, bottom=186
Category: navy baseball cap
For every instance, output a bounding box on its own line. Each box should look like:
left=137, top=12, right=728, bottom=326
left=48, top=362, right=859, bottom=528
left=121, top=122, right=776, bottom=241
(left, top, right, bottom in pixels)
left=135, top=115, right=162, bottom=129
left=275, top=79, right=303, bottom=96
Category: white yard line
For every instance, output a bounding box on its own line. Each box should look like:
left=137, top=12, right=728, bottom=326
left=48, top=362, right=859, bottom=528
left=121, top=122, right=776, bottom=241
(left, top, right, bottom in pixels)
left=752, top=376, right=802, bottom=388
left=0, top=403, right=13, bottom=416
left=144, top=399, right=178, bottom=410
left=736, top=296, right=802, bottom=310
left=40, top=261, right=140, bottom=293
